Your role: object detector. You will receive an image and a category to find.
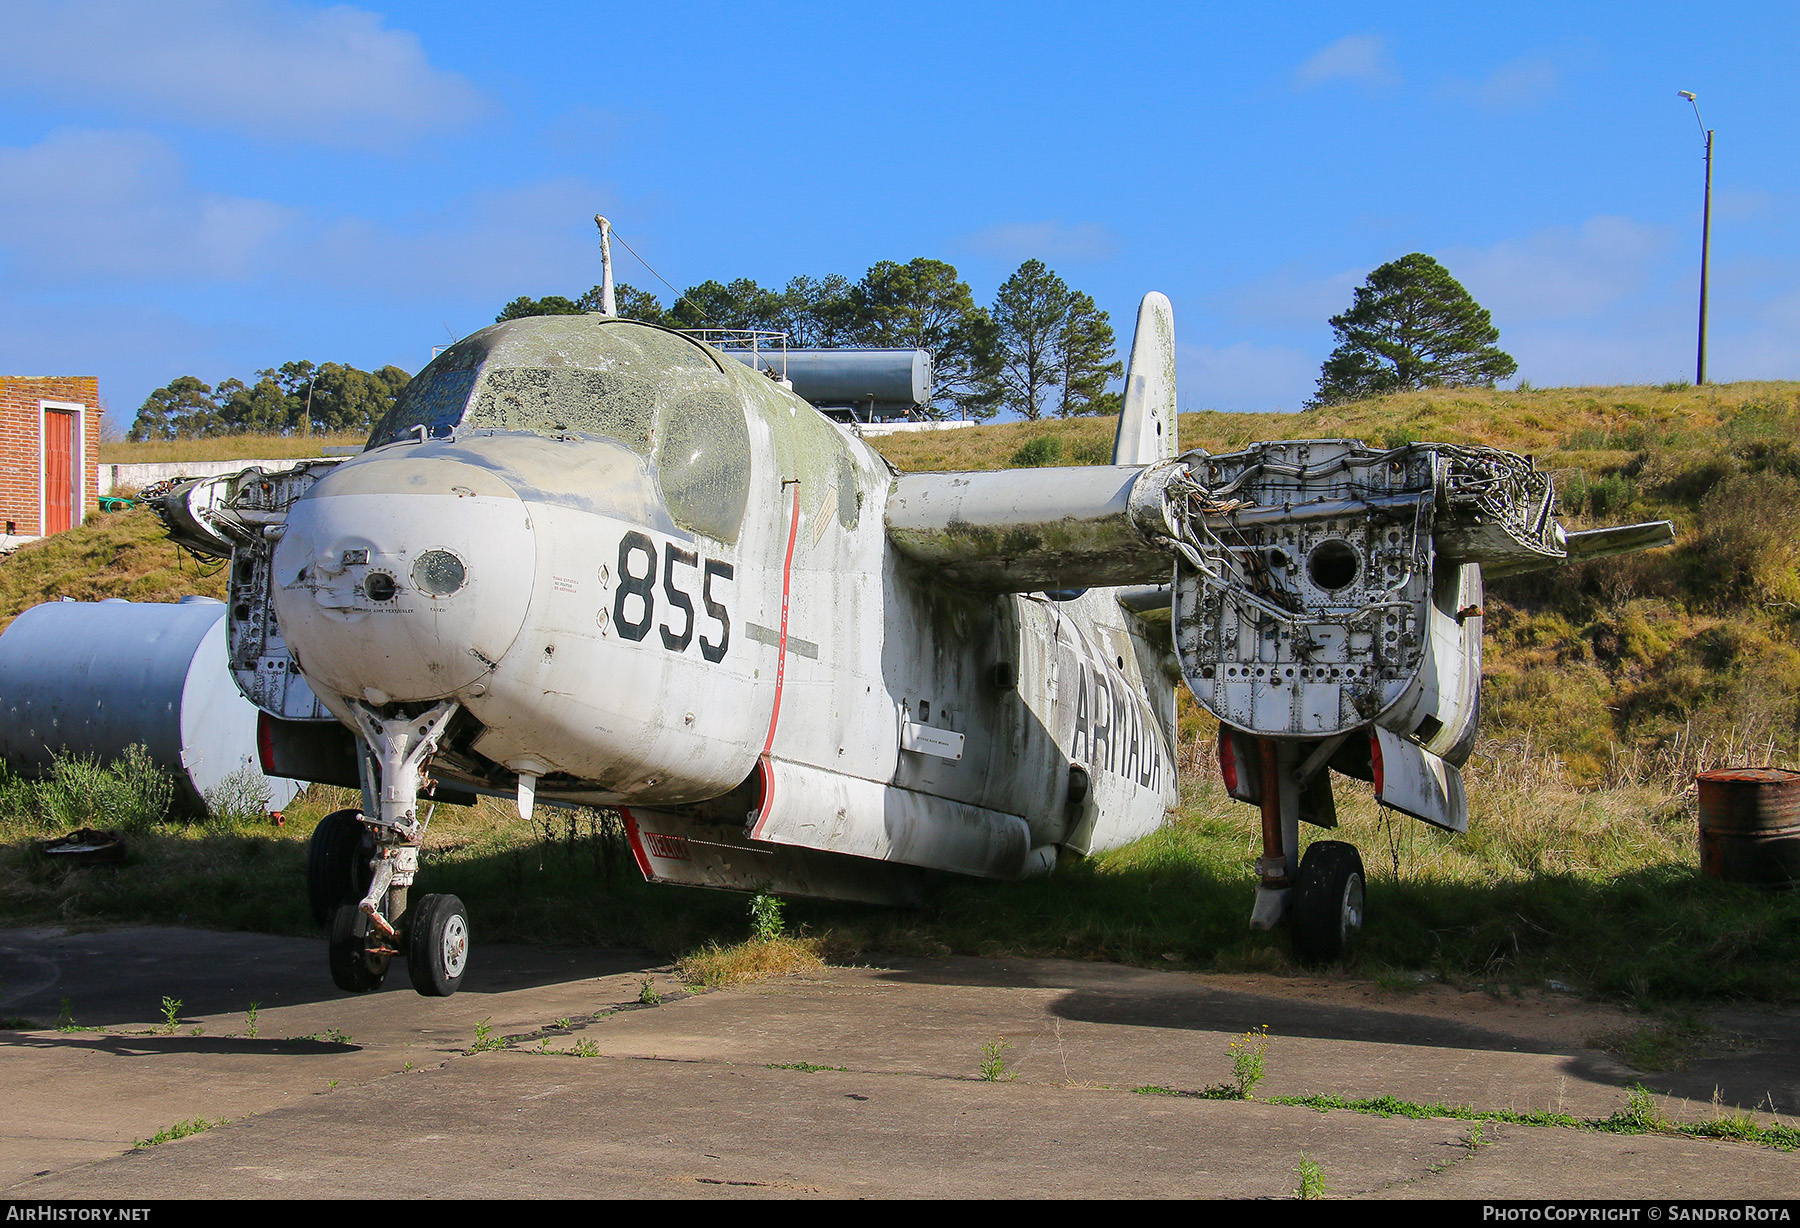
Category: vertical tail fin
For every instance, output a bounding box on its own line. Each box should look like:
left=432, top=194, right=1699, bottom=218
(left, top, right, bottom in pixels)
left=1112, top=292, right=1178, bottom=465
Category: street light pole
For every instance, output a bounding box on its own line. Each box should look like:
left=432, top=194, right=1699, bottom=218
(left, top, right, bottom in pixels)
left=1679, top=91, right=1713, bottom=386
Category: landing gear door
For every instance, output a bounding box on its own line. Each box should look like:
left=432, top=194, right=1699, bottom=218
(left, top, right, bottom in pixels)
left=1372, top=725, right=1467, bottom=834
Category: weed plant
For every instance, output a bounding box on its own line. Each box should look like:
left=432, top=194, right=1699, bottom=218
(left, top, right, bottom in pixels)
left=1228, top=1026, right=1270, bottom=1098
left=1294, top=1154, right=1326, bottom=1200
left=134, top=1118, right=217, bottom=1148
left=469, top=1018, right=507, bottom=1052
left=748, top=893, right=785, bottom=941
left=1266, top=1084, right=1800, bottom=1152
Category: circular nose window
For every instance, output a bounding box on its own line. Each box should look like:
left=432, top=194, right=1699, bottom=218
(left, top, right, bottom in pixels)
left=364, top=572, right=397, bottom=602
left=1307, top=540, right=1359, bottom=591
left=412, top=549, right=468, bottom=597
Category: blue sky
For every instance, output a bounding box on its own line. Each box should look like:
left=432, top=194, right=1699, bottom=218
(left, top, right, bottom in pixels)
left=0, top=1, right=1794, bottom=431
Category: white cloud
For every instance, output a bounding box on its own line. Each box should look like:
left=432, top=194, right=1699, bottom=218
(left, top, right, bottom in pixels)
left=310, top=179, right=616, bottom=300
left=958, top=220, right=1120, bottom=264
left=1444, top=57, right=1559, bottom=111
left=0, top=0, right=485, bottom=147
left=1440, top=216, right=1673, bottom=323
left=0, top=127, right=621, bottom=417
left=0, top=128, right=612, bottom=300
left=1292, top=35, right=1397, bottom=91
left=0, top=129, right=297, bottom=282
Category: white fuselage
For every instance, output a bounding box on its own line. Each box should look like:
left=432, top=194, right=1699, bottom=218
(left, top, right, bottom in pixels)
left=268, top=316, right=1175, bottom=892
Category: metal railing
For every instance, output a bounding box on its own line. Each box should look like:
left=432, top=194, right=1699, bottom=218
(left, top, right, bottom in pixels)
left=680, top=329, right=789, bottom=381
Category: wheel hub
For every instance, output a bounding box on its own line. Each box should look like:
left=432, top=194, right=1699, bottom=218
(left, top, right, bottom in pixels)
left=440, top=914, right=469, bottom=978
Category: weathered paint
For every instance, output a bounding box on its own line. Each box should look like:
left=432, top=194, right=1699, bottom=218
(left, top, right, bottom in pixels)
left=145, top=300, right=1671, bottom=914
left=1113, top=292, right=1178, bottom=466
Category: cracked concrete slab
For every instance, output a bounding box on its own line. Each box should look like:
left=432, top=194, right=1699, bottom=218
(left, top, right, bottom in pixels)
left=0, top=926, right=1795, bottom=1198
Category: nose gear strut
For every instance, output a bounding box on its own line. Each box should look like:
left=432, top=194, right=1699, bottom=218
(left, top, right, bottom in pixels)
left=325, top=700, right=466, bottom=996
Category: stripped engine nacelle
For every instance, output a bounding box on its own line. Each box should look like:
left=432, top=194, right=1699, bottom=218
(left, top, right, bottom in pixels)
left=1168, top=440, right=1561, bottom=828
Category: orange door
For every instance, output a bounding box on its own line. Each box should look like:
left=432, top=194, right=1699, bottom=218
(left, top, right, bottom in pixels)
left=42, top=409, right=76, bottom=534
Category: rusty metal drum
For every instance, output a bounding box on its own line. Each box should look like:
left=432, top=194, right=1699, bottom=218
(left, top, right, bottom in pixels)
left=1695, top=767, right=1800, bottom=886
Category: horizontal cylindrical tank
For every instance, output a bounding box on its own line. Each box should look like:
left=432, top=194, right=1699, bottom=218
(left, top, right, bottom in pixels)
left=729, top=349, right=931, bottom=411
left=1696, top=767, right=1800, bottom=886
left=0, top=598, right=303, bottom=816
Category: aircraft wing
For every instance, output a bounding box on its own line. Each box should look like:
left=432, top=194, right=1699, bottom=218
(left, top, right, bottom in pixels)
left=884, top=444, right=1677, bottom=596
left=884, top=462, right=1185, bottom=592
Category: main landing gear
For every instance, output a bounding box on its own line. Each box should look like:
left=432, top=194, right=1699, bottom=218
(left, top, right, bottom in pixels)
left=307, top=699, right=470, bottom=997
left=1243, top=735, right=1367, bottom=964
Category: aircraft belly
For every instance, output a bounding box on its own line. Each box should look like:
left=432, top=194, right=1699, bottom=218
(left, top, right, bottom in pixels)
left=750, top=757, right=1031, bottom=880
left=620, top=806, right=925, bottom=907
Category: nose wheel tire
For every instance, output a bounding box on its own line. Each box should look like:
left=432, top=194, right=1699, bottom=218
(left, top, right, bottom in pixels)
left=1292, top=840, right=1365, bottom=964
left=307, top=809, right=372, bottom=927
left=406, top=893, right=470, bottom=997
left=328, top=902, right=391, bottom=993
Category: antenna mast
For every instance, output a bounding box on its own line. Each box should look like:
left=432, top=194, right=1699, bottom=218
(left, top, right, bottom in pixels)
left=595, top=215, right=617, bottom=316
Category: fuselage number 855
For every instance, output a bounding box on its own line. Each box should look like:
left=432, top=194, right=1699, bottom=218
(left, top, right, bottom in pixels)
left=614, top=530, right=732, bottom=663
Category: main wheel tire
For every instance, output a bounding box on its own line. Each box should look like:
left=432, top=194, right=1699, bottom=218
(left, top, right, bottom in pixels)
left=1292, top=840, right=1366, bottom=964
left=307, top=809, right=371, bottom=927
left=406, top=893, right=470, bottom=997
left=328, top=902, right=390, bottom=993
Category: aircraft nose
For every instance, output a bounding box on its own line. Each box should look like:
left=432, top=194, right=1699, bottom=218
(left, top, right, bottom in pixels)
left=270, top=451, right=537, bottom=706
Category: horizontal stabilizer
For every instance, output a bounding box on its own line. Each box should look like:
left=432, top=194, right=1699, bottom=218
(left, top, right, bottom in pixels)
left=1563, top=520, right=1677, bottom=562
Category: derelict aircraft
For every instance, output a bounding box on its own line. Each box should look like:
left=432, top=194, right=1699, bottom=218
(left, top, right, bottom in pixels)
left=153, top=271, right=1674, bottom=997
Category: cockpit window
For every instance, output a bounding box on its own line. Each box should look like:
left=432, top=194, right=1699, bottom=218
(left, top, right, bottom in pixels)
left=367, top=334, right=487, bottom=447
left=465, top=367, right=657, bottom=453
left=363, top=317, right=753, bottom=543
left=654, top=380, right=750, bottom=543
left=370, top=367, right=477, bottom=445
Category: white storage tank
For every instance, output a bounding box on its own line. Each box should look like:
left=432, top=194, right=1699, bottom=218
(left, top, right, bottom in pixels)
left=0, top=597, right=303, bottom=815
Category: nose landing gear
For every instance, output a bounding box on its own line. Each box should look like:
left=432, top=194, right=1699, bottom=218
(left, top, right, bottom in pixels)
left=314, top=699, right=470, bottom=997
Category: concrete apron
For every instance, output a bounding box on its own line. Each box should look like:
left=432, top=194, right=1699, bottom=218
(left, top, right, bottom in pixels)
left=0, top=926, right=1795, bottom=1199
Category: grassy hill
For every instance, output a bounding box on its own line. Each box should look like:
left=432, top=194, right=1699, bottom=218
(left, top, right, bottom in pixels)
left=0, top=505, right=226, bottom=633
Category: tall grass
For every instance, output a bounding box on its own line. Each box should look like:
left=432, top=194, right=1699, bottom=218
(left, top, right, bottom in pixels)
left=0, top=746, right=174, bottom=834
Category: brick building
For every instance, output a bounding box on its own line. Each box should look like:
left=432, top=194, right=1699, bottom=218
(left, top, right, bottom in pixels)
left=0, top=377, right=102, bottom=545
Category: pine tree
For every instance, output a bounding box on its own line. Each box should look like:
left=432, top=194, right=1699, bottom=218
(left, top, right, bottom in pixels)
left=990, top=260, right=1071, bottom=421
left=1056, top=290, right=1122, bottom=416
left=849, top=259, right=997, bottom=419
left=1310, top=253, right=1517, bottom=407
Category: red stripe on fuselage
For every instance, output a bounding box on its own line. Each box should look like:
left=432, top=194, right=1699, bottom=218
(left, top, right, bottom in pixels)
left=748, top=755, right=777, bottom=842
left=619, top=808, right=655, bottom=880
left=748, top=484, right=800, bottom=843
left=761, top=483, right=801, bottom=756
